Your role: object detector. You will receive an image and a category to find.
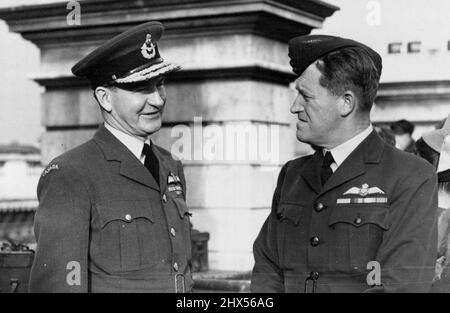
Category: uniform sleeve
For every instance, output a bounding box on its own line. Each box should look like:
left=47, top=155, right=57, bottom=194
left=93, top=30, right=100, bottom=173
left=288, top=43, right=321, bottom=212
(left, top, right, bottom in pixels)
left=29, top=161, right=91, bottom=293
left=251, top=163, right=289, bottom=293
left=365, top=169, right=438, bottom=293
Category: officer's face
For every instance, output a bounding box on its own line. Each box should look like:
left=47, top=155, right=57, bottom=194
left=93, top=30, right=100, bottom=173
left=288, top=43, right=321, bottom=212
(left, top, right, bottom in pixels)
left=108, top=77, right=166, bottom=139
left=290, top=63, right=342, bottom=148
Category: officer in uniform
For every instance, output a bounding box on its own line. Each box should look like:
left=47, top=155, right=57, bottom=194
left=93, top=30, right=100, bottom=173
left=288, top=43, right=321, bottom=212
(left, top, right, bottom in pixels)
left=251, top=35, right=438, bottom=292
left=29, top=21, right=193, bottom=292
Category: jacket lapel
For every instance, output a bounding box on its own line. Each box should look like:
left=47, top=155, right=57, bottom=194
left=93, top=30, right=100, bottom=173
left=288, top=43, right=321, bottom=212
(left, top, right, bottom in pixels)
left=319, top=130, right=384, bottom=197
left=93, top=125, right=160, bottom=192
left=151, top=144, right=171, bottom=193
left=301, top=150, right=323, bottom=194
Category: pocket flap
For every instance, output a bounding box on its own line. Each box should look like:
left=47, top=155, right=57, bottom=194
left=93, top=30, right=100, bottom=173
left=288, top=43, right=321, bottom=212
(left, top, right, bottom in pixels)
left=173, top=198, right=191, bottom=219
left=328, top=206, right=390, bottom=230
left=96, top=200, right=154, bottom=228
left=277, top=203, right=302, bottom=225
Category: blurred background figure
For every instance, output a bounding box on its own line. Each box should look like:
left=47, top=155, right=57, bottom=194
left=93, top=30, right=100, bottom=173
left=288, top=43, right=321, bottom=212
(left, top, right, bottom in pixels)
left=390, top=119, right=416, bottom=153
left=375, top=126, right=396, bottom=147
left=416, top=113, right=450, bottom=292
left=431, top=138, right=450, bottom=293
left=415, top=117, right=450, bottom=169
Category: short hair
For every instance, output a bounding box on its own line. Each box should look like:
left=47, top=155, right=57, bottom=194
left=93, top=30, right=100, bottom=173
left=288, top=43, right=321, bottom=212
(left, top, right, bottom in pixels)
left=315, top=46, right=381, bottom=112
left=390, top=119, right=415, bottom=135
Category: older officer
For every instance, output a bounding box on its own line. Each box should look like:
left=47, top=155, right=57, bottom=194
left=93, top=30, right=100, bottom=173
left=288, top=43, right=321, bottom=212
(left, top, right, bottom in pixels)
left=251, top=35, right=438, bottom=292
left=29, top=21, right=192, bottom=292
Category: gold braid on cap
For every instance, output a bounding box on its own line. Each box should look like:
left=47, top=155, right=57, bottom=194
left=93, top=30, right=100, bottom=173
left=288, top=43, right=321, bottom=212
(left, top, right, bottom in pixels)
left=114, top=62, right=181, bottom=83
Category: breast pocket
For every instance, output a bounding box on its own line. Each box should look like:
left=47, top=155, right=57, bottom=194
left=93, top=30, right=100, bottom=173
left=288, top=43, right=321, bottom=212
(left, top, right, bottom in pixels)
left=95, top=199, right=157, bottom=271
left=276, top=203, right=307, bottom=270
left=277, top=204, right=302, bottom=226
left=173, top=197, right=191, bottom=221
left=172, top=197, right=192, bottom=258
left=328, top=205, right=390, bottom=272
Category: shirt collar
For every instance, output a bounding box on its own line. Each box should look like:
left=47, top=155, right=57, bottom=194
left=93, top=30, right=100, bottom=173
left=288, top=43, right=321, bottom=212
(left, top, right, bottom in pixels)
left=325, top=125, right=373, bottom=168
left=104, top=122, right=150, bottom=162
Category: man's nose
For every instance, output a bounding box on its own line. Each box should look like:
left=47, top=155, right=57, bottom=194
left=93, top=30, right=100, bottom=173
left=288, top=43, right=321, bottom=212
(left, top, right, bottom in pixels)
left=146, top=90, right=165, bottom=107
left=290, top=95, right=304, bottom=114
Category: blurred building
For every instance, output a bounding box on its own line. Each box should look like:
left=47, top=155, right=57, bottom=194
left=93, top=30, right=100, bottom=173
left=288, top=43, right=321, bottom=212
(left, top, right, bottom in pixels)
left=0, top=1, right=43, bottom=146
left=0, top=143, right=41, bottom=248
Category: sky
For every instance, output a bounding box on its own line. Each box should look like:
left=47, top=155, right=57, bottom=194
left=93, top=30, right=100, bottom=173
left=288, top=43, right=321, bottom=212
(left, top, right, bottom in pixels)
left=315, top=0, right=450, bottom=82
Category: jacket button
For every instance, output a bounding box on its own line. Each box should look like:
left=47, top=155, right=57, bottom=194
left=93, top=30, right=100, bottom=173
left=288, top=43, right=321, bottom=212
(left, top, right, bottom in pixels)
left=173, top=262, right=179, bottom=272
left=354, top=217, right=362, bottom=225
left=125, top=214, right=132, bottom=221
left=170, top=227, right=176, bottom=237
left=162, top=194, right=167, bottom=203
left=310, top=237, right=320, bottom=247
left=310, top=271, right=319, bottom=280
left=314, top=202, right=325, bottom=212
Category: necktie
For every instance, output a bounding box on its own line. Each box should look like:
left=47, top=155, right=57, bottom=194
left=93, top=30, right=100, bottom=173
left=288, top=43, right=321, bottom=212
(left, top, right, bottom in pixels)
left=142, top=143, right=160, bottom=185
left=320, top=151, right=335, bottom=186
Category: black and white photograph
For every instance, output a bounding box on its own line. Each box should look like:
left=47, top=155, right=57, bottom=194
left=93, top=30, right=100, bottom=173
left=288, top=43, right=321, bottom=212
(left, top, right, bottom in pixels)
left=0, top=0, right=449, bottom=302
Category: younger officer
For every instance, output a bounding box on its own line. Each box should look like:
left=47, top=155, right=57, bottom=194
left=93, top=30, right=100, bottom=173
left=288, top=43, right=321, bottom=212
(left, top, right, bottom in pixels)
left=29, top=21, right=192, bottom=292
left=251, top=35, right=438, bottom=292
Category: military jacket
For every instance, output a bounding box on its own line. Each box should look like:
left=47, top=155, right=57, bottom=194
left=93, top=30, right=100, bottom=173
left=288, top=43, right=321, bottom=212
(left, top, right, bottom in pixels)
left=29, top=125, right=192, bottom=292
left=252, top=131, right=438, bottom=292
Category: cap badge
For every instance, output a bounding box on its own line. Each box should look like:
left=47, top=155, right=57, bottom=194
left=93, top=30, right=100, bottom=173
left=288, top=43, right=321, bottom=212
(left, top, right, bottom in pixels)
left=141, top=34, right=156, bottom=59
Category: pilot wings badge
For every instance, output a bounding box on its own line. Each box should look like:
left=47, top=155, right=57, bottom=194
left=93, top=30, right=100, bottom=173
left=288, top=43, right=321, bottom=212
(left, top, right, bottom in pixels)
left=337, top=184, right=387, bottom=204
left=343, top=183, right=385, bottom=197
left=141, top=34, right=156, bottom=59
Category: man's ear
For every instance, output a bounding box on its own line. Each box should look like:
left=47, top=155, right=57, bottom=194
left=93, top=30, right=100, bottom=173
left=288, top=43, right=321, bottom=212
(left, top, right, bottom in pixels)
left=339, top=90, right=356, bottom=117
left=94, top=87, right=113, bottom=112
